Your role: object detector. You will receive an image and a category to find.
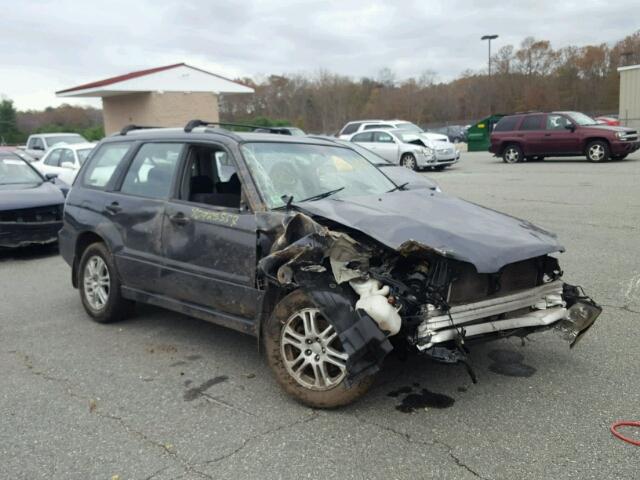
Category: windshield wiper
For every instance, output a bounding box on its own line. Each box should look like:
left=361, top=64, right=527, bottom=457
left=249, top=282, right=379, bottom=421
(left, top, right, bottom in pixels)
left=297, top=186, right=345, bottom=203
left=387, top=182, right=409, bottom=192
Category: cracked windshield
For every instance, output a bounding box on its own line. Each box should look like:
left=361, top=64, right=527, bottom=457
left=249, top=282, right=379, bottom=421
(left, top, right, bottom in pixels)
left=241, top=142, right=395, bottom=208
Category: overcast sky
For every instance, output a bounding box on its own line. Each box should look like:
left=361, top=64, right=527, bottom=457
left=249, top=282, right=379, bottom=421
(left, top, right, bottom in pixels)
left=1, top=0, right=637, bottom=110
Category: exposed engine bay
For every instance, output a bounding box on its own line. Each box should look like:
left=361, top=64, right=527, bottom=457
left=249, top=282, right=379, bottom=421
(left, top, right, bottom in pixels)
left=258, top=211, right=602, bottom=384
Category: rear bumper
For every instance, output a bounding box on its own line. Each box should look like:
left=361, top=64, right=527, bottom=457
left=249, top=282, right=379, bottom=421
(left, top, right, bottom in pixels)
left=416, top=280, right=601, bottom=350
left=0, top=220, right=62, bottom=248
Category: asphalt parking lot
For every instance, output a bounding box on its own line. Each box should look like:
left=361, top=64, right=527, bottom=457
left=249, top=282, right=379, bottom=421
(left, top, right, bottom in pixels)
left=2, top=151, right=639, bottom=480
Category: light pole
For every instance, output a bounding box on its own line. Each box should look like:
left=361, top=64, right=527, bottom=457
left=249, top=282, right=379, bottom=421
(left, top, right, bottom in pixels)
left=481, top=34, right=498, bottom=114
left=481, top=34, right=499, bottom=76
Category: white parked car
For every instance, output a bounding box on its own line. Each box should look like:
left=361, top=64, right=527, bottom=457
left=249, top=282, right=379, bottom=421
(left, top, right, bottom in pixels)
left=21, top=133, right=89, bottom=160
left=33, top=143, right=95, bottom=185
left=401, top=130, right=460, bottom=169
left=349, top=129, right=458, bottom=171
left=337, top=119, right=423, bottom=139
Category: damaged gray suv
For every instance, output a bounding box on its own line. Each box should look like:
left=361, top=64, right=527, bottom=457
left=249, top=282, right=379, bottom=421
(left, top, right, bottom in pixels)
left=59, top=121, right=602, bottom=408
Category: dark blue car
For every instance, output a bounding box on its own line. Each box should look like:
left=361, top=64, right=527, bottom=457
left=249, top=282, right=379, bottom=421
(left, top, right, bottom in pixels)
left=58, top=122, right=601, bottom=408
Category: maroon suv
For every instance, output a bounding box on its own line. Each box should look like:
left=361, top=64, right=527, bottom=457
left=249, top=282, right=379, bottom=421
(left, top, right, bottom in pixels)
left=490, top=111, right=639, bottom=163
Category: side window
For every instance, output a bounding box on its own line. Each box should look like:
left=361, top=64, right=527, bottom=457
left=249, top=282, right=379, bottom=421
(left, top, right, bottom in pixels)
left=120, top=143, right=183, bottom=199
left=341, top=123, right=362, bottom=135
left=374, top=132, right=395, bottom=143
left=44, top=149, right=63, bottom=166
left=32, top=137, right=45, bottom=150
left=60, top=149, right=75, bottom=166
left=519, top=115, right=544, bottom=131
left=183, top=145, right=241, bottom=209
left=352, top=132, right=374, bottom=142
left=493, top=116, right=520, bottom=132
left=546, top=114, right=570, bottom=130
left=82, top=143, right=132, bottom=189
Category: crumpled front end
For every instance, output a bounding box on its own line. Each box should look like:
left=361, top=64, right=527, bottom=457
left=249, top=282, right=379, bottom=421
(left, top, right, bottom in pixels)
left=258, top=211, right=601, bottom=384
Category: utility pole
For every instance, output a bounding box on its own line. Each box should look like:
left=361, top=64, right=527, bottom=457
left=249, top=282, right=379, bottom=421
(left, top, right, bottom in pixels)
left=481, top=34, right=499, bottom=114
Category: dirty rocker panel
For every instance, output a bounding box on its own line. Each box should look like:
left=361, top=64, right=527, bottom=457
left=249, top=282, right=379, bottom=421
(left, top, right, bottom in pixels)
left=121, top=285, right=260, bottom=335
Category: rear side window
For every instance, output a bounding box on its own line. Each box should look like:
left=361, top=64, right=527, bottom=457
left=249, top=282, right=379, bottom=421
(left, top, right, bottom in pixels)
left=519, top=115, right=544, bottom=130
left=352, top=132, right=374, bottom=142
left=364, top=124, right=393, bottom=130
left=120, top=143, right=183, bottom=199
left=82, top=143, right=132, bottom=189
left=374, top=132, right=395, bottom=143
left=341, top=123, right=362, bottom=135
left=493, top=116, right=520, bottom=132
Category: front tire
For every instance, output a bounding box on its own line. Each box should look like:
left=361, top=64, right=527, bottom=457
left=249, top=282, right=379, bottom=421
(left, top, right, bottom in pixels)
left=502, top=144, right=522, bottom=163
left=263, top=289, right=374, bottom=408
left=401, top=153, right=418, bottom=171
left=586, top=140, right=610, bottom=162
left=78, top=242, right=133, bottom=323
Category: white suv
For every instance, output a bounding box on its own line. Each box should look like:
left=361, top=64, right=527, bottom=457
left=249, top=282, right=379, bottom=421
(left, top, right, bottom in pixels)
left=337, top=119, right=423, bottom=139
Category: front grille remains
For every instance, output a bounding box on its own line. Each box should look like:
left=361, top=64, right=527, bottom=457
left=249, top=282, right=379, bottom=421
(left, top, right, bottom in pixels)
left=447, top=258, right=540, bottom=305
left=0, top=204, right=63, bottom=223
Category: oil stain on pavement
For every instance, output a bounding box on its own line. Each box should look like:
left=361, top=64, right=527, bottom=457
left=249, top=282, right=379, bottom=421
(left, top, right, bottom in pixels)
left=487, top=349, right=536, bottom=378
left=388, top=384, right=455, bottom=413
left=183, top=375, right=229, bottom=401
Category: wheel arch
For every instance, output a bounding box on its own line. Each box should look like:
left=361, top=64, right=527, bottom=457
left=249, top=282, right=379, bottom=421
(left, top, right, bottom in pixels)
left=72, top=231, right=108, bottom=288
left=583, top=137, right=611, bottom=153
left=499, top=140, right=522, bottom=156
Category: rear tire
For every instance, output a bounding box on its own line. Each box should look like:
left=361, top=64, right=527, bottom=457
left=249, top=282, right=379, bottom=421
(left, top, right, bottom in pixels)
left=586, top=140, right=610, bottom=162
left=502, top=144, right=522, bottom=164
left=263, top=289, right=375, bottom=408
left=78, top=242, right=133, bottom=323
left=401, top=153, right=418, bottom=171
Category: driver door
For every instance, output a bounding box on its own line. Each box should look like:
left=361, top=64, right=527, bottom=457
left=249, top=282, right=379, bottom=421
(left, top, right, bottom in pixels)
left=161, top=143, right=261, bottom=326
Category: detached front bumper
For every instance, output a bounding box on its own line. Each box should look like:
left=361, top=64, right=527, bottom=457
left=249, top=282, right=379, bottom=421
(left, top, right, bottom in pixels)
left=417, top=149, right=460, bottom=168
left=415, top=280, right=601, bottom=350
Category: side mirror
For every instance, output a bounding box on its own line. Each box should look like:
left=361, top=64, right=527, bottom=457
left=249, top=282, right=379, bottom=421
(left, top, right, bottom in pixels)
left=61, top=161, right=75, bottom=169
left=45, top=172, right=58, bottom=181
left=565, top=124, right=576, bottom=132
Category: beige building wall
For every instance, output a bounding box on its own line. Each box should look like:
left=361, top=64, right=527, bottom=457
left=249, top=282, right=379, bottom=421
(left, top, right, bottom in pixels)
left=619, top=67, right=640, bottom=131
left=102, top=91, right=219, bottom=134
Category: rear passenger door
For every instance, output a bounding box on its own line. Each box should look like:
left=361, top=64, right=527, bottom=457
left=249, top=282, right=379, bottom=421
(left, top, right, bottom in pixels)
left=518, top=115, right=545, bottom=155
left=82, top=142, right=184, bottom=293
left=161, top=142, right=260, bottom=327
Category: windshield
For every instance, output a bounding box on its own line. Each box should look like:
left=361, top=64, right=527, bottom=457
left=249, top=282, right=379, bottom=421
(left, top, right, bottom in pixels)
left=77, top=148, right=93, bottom=165
left=394, top=122, right=423, bottom=133
left=45, top=135, right=86, bottom=148
left=563, top=112, right=597, bottom=126
left=0, top=156, right=43, bottom=185
left=241, top=142, right=396, bottom=209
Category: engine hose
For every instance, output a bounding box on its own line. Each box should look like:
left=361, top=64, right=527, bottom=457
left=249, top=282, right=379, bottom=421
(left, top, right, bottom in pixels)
left=610, top=421, right=640, bottom=446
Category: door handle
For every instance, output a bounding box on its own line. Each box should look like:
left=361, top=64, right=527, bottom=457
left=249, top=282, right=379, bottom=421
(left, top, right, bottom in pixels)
left=104, top=202, right=121, bottom=214
left=169, top=212, right=189, bottom=225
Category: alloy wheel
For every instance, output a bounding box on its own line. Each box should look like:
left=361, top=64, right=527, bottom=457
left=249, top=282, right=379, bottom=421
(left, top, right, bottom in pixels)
left=588, top=144, right=605, bottom=161
left=83, top=255, right=110, bottom=310
left=402, top=155, right=416, bottom=170
left=280, top=308, right=348, bottom=391
left=504, top=147, right=520, bottom=163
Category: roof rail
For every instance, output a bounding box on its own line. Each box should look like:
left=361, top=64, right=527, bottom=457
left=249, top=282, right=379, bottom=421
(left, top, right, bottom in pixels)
left=120, top=124, right=162, bottom=135
left=184, top=119, right=292, bottom=134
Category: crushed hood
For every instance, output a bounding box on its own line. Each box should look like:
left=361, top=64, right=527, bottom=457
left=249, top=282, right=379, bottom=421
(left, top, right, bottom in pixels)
left=295, top=190, right=564, bottom=273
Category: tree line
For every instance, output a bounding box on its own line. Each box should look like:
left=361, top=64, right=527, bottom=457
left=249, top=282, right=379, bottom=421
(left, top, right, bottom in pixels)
left=1, top=30, right=638, bottom=143
left=220, top=31, right=640, bottom=133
